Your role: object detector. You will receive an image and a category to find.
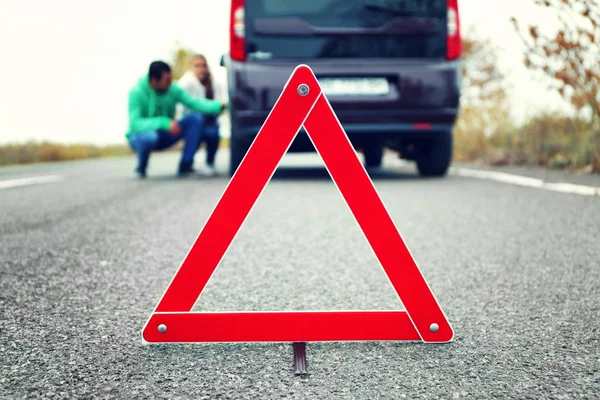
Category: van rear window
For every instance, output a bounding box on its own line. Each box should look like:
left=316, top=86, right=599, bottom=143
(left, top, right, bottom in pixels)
left=245, top=0, right=447, bottom=59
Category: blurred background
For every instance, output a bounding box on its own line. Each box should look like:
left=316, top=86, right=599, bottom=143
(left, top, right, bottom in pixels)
left=0, top=0, right=598, bottom=173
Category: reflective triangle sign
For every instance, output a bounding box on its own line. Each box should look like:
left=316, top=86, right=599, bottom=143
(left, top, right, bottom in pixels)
left=142, top=64, right=453, bottom=344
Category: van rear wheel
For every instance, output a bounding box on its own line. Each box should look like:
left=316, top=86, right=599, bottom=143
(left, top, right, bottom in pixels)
left=229, top=137, right=249, bottom=177
left=416, top=132, right=453, bottom=177
left=363, top=143, right=384, bottom=168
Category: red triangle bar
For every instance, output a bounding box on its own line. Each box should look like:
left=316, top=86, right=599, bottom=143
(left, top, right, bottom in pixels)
left=142, top=65, right=453, bottom=344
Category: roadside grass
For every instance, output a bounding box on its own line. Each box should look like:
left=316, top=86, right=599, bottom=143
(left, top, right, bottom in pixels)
left=454, top=106, right=600, bottom=174
left=0, top=141, right=131, bottom=166
left=1, top=118, right=598, bottom=175
left=0, top=138, right=231, bottom=167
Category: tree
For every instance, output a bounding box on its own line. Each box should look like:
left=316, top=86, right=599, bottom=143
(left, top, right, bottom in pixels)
left=453, top=30, right=514, bottom=162
left=511, top=1, right=600, bottom=119
left=170, top=42, right=193, bottom=80
left=459, top=31, right=508, bottom=108
left=511, top=0, right=600, bottom=169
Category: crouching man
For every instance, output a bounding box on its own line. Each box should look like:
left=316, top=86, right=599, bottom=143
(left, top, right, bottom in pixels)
left=125, top=60, right=225, bottom=178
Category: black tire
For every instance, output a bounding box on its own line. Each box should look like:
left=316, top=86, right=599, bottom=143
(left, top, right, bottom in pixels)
left=416, top=132, right=453, bottom=177
left=363, top=143, right=384, bottom=168
left=229, top=137, right=249, bottom=177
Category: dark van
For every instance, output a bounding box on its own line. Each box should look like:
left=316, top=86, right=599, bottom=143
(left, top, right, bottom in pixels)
left=222, top=0, right=462, bottom=177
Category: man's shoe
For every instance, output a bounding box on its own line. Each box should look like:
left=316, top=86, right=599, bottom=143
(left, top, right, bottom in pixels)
left=135, top=167, right=147, bottom=179
left=178, top=162, right=196, bottom=176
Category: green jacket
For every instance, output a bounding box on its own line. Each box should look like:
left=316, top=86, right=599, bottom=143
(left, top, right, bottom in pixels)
left=126, top=75, right=223, bottom=138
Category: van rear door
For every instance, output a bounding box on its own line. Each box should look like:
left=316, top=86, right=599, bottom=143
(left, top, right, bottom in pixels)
left=233, top=0, right=458, bottom=127
left=245, top=0, right=448, bottom=60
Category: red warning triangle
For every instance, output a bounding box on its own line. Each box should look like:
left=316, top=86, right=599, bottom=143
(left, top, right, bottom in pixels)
left=142, top=65, right=453, bottom=344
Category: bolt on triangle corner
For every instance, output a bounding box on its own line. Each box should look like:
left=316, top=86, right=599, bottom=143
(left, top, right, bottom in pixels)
left=140, top=63, right=455, bottom=345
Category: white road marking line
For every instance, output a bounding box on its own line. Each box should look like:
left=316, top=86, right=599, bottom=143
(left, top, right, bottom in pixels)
left=542, top=182, right=599, bottom=196
left=0, top=175, right=64, bottom=190
left=275, top=156, right=600, bottom=197
left=454, top=168, right=545, bottom=187
left=453, top=168, right=600, bottom=196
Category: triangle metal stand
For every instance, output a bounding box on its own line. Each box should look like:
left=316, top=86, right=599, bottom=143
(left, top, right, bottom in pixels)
left=293, top=342, right=308, bottom=376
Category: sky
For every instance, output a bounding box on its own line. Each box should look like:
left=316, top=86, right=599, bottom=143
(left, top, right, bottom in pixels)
left=0, top=0, right=565, bottom=145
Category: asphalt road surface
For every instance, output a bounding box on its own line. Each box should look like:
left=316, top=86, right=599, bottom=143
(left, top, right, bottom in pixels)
left=1, top=150, right=599, bottom=399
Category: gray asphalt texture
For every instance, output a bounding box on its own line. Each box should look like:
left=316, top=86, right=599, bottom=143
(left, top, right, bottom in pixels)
left=1, top=151, right=599, bottom=399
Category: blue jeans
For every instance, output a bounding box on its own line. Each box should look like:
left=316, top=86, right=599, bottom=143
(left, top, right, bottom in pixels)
left=127, top=113, right=205, bottom=172
left=203, top=120, right=221, bottom=167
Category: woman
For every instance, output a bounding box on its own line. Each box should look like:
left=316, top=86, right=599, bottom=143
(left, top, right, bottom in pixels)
left=177, top=54, right=227, bottom=176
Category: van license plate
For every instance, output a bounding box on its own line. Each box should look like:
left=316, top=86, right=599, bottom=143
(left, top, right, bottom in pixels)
left=318, top=78, right=390, bottom=96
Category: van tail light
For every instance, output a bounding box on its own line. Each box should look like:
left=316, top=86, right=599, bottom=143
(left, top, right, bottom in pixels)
left=413, top=123, right=433, bottom=130
left=446, top=0, right=462, bottom=60
left=230, top=0, right=246, bottom=61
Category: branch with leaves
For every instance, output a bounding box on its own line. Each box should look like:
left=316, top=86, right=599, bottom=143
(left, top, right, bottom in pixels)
left=460, top=33, right=508, bottom=107
left=170, top=42, right=194, bottom=81
left=511, top=0, right=600, bottom=122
